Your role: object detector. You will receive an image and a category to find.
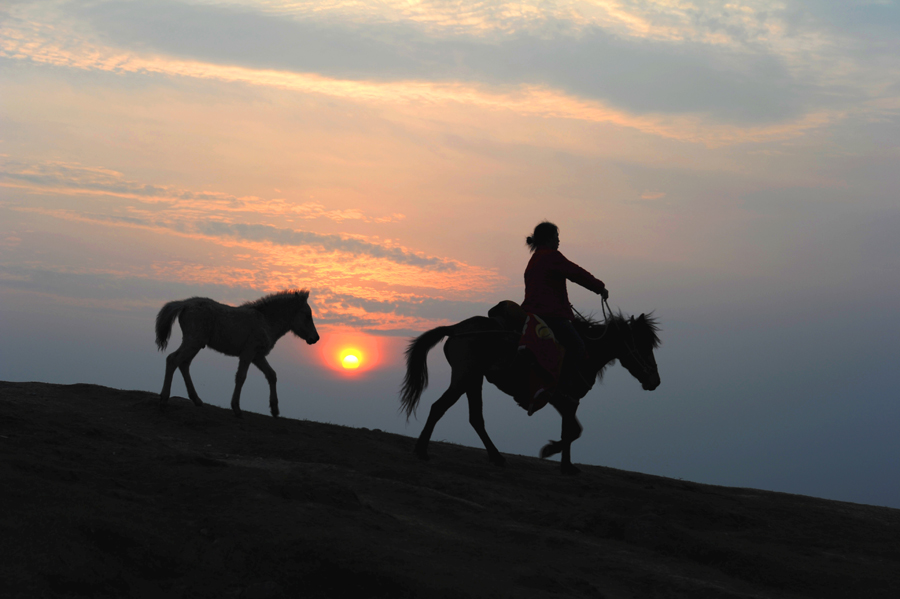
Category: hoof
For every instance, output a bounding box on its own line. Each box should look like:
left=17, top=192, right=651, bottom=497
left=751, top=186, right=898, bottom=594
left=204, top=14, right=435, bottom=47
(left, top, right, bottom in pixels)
left=539, top=441, right=562, bottom=459
left=490, top=454, right=507, bottom=468
left=561, top=463, right=581, bottom=475
left=414, top=446, right=430, bottom=461
left=232, top=411, right=243, bottom=419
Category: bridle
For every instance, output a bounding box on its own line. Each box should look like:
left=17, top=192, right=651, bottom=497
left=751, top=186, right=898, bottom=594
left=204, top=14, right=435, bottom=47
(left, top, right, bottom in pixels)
left=576, top=299, right=656, bottom=378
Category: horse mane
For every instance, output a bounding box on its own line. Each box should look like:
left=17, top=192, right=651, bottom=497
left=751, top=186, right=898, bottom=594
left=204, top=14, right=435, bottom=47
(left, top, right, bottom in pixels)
left=241, top=289, right=309, bottom=316
left=639, top=313, right=662, bottom=349
left=574, top=310, right=661, bottom=349
left=572, top=310, right=621, bottom=338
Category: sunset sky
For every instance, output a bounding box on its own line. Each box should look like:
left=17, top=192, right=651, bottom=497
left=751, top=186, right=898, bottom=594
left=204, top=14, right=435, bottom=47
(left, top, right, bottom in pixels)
left=2, top=1, right=898, bottom=507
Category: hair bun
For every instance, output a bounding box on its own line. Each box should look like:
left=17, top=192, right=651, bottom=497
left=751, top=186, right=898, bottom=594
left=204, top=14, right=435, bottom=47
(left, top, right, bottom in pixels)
left=526, top=236, right=534, bottom=244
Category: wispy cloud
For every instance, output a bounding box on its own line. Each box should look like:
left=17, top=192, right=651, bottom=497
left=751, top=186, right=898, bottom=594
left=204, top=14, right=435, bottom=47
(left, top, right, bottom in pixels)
left=638, top=191, right=666, bottom=201
left=1, top=158, right=504, bottom=330
left=0, top=160, right=445, bottom=277
left=0, top=3, right=864, bottom=146
left=184, top=0, right=790, bottom=46
left=194, top=221, right=456, bottom=271
left=0, top=159, right=404, bottom=223
left=0, top=262, right=492, bottom=332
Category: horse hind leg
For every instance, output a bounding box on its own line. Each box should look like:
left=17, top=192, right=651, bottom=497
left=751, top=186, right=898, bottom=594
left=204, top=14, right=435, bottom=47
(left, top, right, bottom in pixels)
left=466, top=378, right=506, bottom=467
left=159, top=351, right=180, bottom=410
left=415, top=378, right=466, bottom=461
left=160, top=337, right=205, bottom=410
left=178, top=345, right=205, bottom=407
left=160, top=343, right=194, bottom=410
left=252, top=356, right=279, bottom=418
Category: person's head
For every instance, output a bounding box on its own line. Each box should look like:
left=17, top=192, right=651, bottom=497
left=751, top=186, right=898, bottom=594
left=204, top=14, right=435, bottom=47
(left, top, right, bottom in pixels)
left=526, top=221, right=559, bottom=252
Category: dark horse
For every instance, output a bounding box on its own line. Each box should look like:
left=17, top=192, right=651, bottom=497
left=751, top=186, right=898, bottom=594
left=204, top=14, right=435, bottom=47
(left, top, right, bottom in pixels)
left=155, top=290, right=319, bottom=418
left=400, top=303, right=661, bottom=473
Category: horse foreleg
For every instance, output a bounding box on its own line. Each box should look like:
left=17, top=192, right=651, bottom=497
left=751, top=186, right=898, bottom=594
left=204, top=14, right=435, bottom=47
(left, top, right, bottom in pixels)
left=559, top=420, right=583, bottom=474
left=543, top=395, right=583, bottom=474
left=252, top=356, right=279, bottom=418
left=466, top=378, right=506, bottom=467
left=559, top=409, right=583, bottom=475
left=415, top=379, right=465, bottom=461
left=230, top=357, right=252, bottom=418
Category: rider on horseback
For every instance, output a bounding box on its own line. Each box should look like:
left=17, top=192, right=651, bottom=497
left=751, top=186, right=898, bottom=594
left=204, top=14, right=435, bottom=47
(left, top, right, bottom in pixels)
left=522, top=221, right=608, bottom=380
left=400, top=223, right=658, bottom=471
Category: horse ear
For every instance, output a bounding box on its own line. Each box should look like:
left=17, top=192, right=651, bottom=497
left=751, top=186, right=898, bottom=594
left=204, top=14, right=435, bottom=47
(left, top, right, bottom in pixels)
left=638, top=313, right=646, bottom=322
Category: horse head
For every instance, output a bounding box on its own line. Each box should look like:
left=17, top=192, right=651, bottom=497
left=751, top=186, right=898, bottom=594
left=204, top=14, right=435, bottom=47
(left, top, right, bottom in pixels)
left=290, top=290, right=320, bottom=345
left=617, top=313, right=661, bottom=391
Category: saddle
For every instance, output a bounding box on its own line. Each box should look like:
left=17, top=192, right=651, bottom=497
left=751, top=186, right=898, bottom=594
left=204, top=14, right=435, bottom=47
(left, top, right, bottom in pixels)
left=487, top=300, right=527, bottom=332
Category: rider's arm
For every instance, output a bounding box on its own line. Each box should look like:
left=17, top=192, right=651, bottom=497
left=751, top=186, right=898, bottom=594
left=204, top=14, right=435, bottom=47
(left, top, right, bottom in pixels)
left=554, top=252, right=607, bottom=296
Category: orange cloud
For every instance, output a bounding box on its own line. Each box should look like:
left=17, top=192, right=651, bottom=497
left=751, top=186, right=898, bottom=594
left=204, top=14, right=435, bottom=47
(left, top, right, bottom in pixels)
left=0, top=160, right=404, bottom=224
left=11, top=203, right=500, bottom=292
left=3, top=155, right=505, bottom=332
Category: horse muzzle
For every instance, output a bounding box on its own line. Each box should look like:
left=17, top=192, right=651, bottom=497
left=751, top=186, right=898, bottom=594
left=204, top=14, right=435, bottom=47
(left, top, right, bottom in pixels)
left=642, top=372, right=661, bottom=391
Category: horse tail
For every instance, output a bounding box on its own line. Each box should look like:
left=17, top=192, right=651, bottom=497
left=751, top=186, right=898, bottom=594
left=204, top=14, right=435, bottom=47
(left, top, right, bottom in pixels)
left=400, top=325, right=454, bottom=420
left=155, top=300, right=186, bottom=351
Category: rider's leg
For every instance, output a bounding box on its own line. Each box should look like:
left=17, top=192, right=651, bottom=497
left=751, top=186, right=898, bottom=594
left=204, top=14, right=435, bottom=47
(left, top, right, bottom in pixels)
left=544, top=317, right=586, bottom=371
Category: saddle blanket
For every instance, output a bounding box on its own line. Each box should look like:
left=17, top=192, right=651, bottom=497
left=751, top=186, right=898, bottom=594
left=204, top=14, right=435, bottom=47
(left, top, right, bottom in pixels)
left=519, top=314, right=565, bottom=415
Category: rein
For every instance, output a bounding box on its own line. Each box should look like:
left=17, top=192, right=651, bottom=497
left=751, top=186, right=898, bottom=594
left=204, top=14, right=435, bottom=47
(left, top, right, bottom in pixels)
left=572, top=303, right=608, bottom=341
left=451, top=330, right=520, bottom=338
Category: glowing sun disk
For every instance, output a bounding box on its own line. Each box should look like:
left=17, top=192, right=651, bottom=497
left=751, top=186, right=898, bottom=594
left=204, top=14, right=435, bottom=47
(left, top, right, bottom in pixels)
left=342, top=354, right=360, bottom=369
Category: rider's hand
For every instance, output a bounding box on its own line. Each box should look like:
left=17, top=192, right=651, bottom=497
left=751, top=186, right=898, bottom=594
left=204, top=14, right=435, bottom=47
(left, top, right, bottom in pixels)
left=600, top=286, right=609, bottom=300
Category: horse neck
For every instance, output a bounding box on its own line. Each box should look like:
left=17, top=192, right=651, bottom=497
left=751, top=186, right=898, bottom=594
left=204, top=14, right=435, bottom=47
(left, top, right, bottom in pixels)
left=584, top=325, right=621, bottom=373
left=256, top=302, right=296, bottom=340
left=268, top=317, right=293, bottom=340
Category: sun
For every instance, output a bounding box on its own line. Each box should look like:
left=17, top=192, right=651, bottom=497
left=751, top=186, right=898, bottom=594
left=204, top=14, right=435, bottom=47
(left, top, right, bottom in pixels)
left=338, top=347, right=363, bottom=371
left=314, top=328, right=389, bottom=375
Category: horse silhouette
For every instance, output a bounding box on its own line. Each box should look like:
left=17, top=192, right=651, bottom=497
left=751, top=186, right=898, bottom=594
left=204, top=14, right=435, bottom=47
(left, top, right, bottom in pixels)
left=155, top=290, right=319, bottom=418
left=400, top=304, right=660, bottom=474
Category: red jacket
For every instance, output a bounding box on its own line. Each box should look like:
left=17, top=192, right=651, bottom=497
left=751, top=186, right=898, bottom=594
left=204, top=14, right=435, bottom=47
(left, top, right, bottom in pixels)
left=521, top=248, right=605, bottom=320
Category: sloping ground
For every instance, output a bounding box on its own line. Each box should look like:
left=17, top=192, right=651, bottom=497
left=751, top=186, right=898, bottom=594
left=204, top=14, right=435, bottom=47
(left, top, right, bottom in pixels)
left=1, top=381, right=898, bottom=599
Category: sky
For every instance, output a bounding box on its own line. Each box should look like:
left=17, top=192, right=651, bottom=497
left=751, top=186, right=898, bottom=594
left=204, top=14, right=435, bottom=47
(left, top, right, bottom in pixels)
left=1, top=0, right=898, bottom=508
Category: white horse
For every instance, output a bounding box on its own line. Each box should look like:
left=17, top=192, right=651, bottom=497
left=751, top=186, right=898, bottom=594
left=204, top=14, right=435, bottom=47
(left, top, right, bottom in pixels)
left=155, top=290, right=319, bottom=418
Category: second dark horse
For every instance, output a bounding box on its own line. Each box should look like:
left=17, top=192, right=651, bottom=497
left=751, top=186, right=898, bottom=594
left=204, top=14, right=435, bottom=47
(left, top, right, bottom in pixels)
left=400, top=303, right=661, bottom=474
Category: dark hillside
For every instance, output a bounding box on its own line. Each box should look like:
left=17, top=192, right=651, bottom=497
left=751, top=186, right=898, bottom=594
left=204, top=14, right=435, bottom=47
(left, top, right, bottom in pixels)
left=1, top=381, right=898, bottom=598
